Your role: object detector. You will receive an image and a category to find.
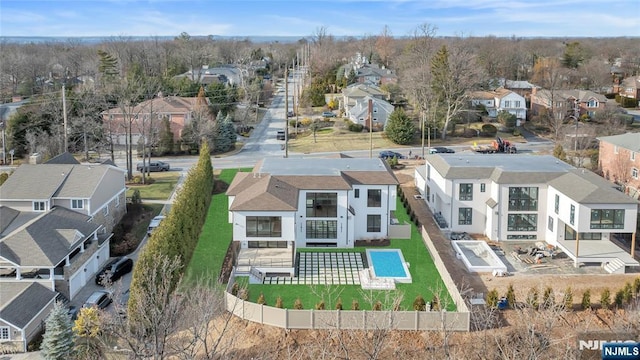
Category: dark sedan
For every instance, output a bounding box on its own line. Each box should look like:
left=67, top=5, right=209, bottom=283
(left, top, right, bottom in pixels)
left=95, top=256, right=133, bottom=286
left=378, top=151, right=406, bottom=160
left=429, top=147, right=455, bottom=154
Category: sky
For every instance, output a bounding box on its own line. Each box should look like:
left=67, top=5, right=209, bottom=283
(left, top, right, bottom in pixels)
left=1, top=0, right=639, bottom=39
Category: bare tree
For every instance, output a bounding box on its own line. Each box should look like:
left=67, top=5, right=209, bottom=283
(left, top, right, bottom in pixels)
left=375, top=25, right=395, bottom=68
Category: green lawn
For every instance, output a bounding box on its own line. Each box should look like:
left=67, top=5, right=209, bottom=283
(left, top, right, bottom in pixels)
left=187, top=169, right=453, bottom=311
left=126, top=172, right=181, bottom=200
left=185, top=168, right=250, bottom=282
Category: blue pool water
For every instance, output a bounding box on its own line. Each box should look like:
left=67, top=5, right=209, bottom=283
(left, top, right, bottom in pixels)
left=368, top=250, right=408, bottom=278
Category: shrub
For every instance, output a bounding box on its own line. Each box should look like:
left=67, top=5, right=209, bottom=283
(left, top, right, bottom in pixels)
left=431, top=295, right=440, bottom=311
left=581, top=289, right=591, bottom=310
left=315, top=300, right=325, bottom=310
left=257, top=293, right=266, bottom=305
left=275, top=296, right=283, bottom=309
left=373, top=301, right=382, bottom=311
left=294, top=298, right=303, bottom=310
left=481, top=123, right=497, bottom=136
left=239, top=289, right=249, bottom=301
left=130, top=189, right=142, bottom=204
left=348, top=122, right=364, bottom=132
left=300, top=118, right=312, bottom=127
left=505, top=284, right=516, bottom=309
left=542, top=287, right=555, bottom=309
left=335, top=298, right=343, bottom=310
left=634, top=278, right=640, bottom=296
left=623, top=282, right=633, bottom=304
left=563, top=287, right=574, bottom=311
left=600, top=288, right=611, bottom=310
left=614, top=289, right=624, bottom=309
left=289, top=119, right=297, bottom=127
left=351, top=299, right=360, bottom=310
left=231, top=283, right=239, bottom=296
left=413, top=295, right=426, bottom=311
left=0, top=172, right=8, bottom=186
left=526, top=287, right=539, bottom=309
left=462, top=128, right=478, bottom=138
left=486, top=289, right=500, bottom=308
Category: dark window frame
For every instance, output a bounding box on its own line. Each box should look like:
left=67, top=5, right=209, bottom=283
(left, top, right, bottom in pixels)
left=245, top=216, right=282, bottom=237
left=306, top=220, right=338, bottom=239
left=367, top=189, right=382, bottom=207
left=458, top=207, right=472, bottom=225
left=459, top=183, right=473, bottom=201
left=306, top=192, right=338, bottom=217
left=508, top=187, right=539, bottom=211
left=507, top=214, right=537, bottom=231
left=590, top=209, right=625, bottom=229
left=367, top=214, right=382, bottom=232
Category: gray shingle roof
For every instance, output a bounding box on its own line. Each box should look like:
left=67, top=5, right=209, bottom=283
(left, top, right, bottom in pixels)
left=0, top=282, right=56, bottom=329
left=0, top=207, right=100, bottom=266
left=597, top=132, right=640, bottom=152
left=0, top=164, right=113, bottom=200
left=549, top=169, right=639, bottom=204
left=227, top=158, right=399, bottom=211
left=45, top=152, right=80, bottom=164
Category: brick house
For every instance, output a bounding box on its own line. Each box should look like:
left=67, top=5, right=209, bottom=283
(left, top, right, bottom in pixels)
left=102, top=95, right=208, bottom=147
left=619, top=76, right=640, bottom=102
left=531, top=88, right=608, bottom=120
left=597, top=132, right=640, bottom=199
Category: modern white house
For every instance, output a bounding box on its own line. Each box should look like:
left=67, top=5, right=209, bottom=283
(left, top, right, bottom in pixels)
left=470, top=88, right=527, bottom=122
left=415, top=154, right=639, bottom=272
left=226, top=157, right=403, bottom=276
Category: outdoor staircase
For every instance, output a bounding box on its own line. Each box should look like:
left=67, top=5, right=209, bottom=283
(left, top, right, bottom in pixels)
left=603, top=258, right=626, bottom=274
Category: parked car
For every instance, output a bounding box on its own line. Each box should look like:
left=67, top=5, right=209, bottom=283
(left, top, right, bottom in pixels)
left=321, top=111, right=336, bottom=118
left=287, top=111, right=295, bottom=118
left=378, top=151, right=406, bottom=160
left=95, top=256, right=134, bottom=286
left=276, top=130, right=286, bottom=140
left=136, top=161, right=170, bottom=172
left=83, top=290, right=112, bottom=309
left=147, top=215, right=166, bottom=235
left=429, top=147, right=455, bottom=154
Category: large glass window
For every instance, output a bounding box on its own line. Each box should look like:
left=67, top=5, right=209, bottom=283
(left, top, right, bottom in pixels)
left=367, top=189, right=382, bottom=207
left=246, top=216, right=282, bottom=237
left=554, top=194, right=559, bottom=214
left=508, top=187, right=538, bottom=211
left=459, top=184, right=473, bottom=201
left=306, top=220, right=337, bottom=239
left=459, top=208, right=472, bottom=225
left=507, top=214, right=537, bottom=231
left=590, top=209, right=625, bottom=229
left=306, top=193, right=338, bottom=217
left=248, top=241, right=287, bottom=248
left=565, top=226, right=602, bottom=240
left=367, top=215, right=381, bottom=232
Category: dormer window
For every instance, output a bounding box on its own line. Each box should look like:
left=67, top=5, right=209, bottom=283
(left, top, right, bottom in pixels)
left=587, top=99, right=599, bottom=108
left=33, top=201, right=45, bottom=211
left=71, top=199, right=84, bottom=209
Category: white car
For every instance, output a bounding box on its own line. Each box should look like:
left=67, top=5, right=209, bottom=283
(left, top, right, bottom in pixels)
left=147, top=215, right=166, bottom=235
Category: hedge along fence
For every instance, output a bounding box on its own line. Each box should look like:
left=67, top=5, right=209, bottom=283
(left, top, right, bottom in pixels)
left=128, top=141, right=214, bottom=320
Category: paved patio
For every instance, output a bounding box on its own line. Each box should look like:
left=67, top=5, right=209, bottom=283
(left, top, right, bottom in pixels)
left=262, top=252, right=365, bottom=285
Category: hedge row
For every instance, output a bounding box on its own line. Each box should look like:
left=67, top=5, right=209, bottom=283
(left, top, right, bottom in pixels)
left=128, top=142, right=214, bottom=321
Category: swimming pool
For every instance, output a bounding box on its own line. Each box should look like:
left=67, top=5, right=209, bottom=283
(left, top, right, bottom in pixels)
left=365, top=249, right=412, bottom=283
left=451, top=240, right=507, bottom=274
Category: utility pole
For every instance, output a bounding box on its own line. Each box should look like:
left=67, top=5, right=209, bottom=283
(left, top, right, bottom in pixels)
left=62, top=84, right=68, bottom=153
left=368, top=98, right=373, bottom=158
left=421, top=111, right=426, bottom=159
left=284, top=67, right=289, bottom=158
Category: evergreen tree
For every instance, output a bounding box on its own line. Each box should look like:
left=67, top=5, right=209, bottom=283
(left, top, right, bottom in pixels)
left=385, top=108, right=416, bottom=145
left=97, top=50, right=119, bottom=81
left=41, top=301, right=74, bottom=360
left=214, top=114, right=236, bottom=153
left=157, top=117, right=174, bottom=155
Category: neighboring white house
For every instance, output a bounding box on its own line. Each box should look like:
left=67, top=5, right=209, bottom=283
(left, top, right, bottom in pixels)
left=470, top=88, right=527, bottom=121
left=341, top=83, right=387, bottom=110
left=346, top=96, right=395, bottom=130
left=226, top=157, right=402, bottom=276
left=415, top=154, right=639, bottom=271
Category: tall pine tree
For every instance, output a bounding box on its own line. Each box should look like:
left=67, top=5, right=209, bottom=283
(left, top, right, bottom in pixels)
left=385, top=108, right=416, bottom=145
left=40, top=301, right=74, bottom=360
left=214, top=114, right=236, bottom=153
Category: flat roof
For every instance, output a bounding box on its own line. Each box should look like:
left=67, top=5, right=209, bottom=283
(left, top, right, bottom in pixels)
left=433, top=154, right=574, bottom=173
left=256, top=157, right=389, bottom=176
